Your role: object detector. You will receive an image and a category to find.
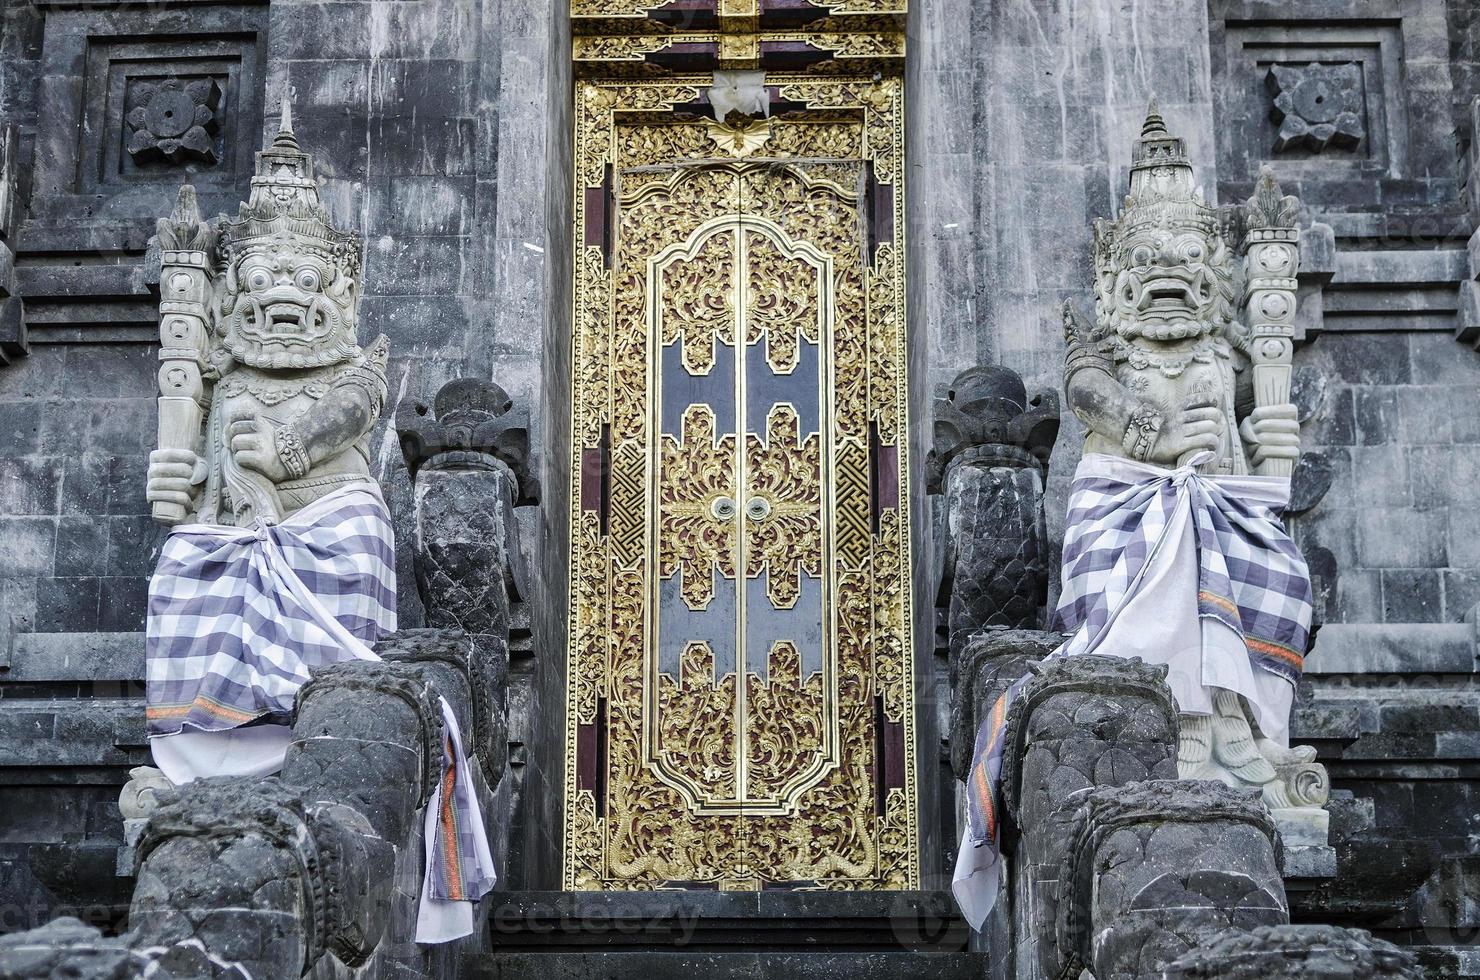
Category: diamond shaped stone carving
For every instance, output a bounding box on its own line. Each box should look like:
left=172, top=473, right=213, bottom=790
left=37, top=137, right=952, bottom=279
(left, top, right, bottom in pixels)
left=125, top=77, right=223, bottom=165
left=1266, top=63, right=1365, bottom=153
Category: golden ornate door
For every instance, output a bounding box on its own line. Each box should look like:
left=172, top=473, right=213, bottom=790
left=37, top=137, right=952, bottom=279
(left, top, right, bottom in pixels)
left=564, top=74, right=916, bottom=890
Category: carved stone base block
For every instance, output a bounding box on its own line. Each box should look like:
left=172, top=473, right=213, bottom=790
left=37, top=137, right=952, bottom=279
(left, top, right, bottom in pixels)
left=1057, top=780, right=1288, bottom=980
left=285, top=660, right=442, bottom=847
left=1164, top=924, right=1425, bottom=979
left=129, top=777, right=387, bottom=978
left=947, top=628, right=1064, bottom=781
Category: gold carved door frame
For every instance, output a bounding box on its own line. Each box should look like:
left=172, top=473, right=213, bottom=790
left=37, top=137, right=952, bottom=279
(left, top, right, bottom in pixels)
left=563, top=62, right=916, bottom=891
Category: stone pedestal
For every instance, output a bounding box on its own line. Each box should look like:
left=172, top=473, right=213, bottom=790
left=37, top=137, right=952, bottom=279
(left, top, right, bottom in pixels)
left=1056, top=781, right=1288, bottom=980
left=1164, top=924, right=1424, bottom=979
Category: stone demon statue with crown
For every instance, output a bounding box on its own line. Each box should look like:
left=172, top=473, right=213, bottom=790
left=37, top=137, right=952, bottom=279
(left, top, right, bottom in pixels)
left=1059, top=102, right=1328, bottom=812
left=146, top=101, right=388, bottom=526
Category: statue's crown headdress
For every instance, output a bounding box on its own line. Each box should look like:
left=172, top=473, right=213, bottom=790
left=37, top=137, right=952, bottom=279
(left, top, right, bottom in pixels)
left=1113, top=98, right=1218, bottom=237
left=221, top=97, right=361, bottom=273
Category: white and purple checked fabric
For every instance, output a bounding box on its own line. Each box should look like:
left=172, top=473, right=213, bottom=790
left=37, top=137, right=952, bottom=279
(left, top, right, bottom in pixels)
left=954, top=452, right=1314, bottom=930
left=1053, top=452, right=1312, bottom=682
left=147, top=483, right=495, bottom=923
left=147, top=486, right=397, bottom=735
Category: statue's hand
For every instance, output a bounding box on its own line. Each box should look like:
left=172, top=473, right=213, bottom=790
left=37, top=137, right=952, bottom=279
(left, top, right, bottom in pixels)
left=228, top=418, right=291, bottom=483
left=1151, top=397, right=1222, bottom=464
left=1239, top=403, right=1300, bottom=469
left=146, top=448, right=202, bottom=510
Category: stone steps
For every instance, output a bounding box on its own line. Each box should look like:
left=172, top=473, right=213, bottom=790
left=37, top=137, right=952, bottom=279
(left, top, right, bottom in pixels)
left=464, top=891, right=975, bottom=980
left=463, top=951, right=983, bottom=980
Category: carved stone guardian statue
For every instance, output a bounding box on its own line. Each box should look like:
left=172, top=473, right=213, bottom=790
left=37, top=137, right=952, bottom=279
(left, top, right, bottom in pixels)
left=131, top=100, right=495, bottom=944
left=1058, top=102, right=1326, bottom=811
left=146, top=100, right=388, bottom=528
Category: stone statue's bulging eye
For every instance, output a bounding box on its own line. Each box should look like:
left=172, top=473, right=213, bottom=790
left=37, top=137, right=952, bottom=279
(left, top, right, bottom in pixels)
left=1131, top=245, right=1153, bottom=266
left=295, top=269, right=321, bottom=291
left=1184, top=242, right=1204, bottom=260
left=247, top=269, right=271, bottom=291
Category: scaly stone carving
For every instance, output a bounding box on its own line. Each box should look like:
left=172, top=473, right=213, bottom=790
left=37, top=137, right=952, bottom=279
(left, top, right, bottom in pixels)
left=947, top=628, right=1064, bottom=781
left=1055, top=780, right=1288, bottom=980
left=377, top=628, right=509, bottom=786
left=284, top=660, right=444, bottom=844
left=986, top=655, right=1183, bottom=978
left=395, top=382, right=527, bottom=786
left=1000, top=656, right=1181, bottom=835
left=931, top=365, right=1060, bottom=647
left=1063, top=102, right=1325, bottom=812
left=126, top=77, right=224, bottom=166
left=131, top=776, right=387, bottom=978
left=1267, top=63, right=1365, bottom=154
left=397, top=378, right=533, bottom=638
left=1165, top=924, right=1425, bottom=979
left=146, top=99, right=389, bottom=527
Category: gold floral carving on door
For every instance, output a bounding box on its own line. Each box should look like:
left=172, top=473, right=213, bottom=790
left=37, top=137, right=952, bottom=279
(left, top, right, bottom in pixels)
left=565, top=77, right=916, bottom=890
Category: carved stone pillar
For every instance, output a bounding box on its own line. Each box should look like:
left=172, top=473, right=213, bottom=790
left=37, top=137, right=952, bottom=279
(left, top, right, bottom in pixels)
left=1054, top=781, right=1288, bottom=980
left=396, top=378, right=530, bottom=789
left=1164, top=924, right=1424, bottom=979
left=992, top=656, right=1181, bottom=979
left=129, top=777, right=389, bottom=978
left=929, top=365, right=1058, bottom=655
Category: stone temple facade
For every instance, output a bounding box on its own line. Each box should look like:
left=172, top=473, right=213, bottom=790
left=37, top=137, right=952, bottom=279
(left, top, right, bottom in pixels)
left=0, top=0, right=1478, bottom=978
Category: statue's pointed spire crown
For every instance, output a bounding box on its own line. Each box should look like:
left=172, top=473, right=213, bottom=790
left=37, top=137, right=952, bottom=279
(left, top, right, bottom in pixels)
left=1120, top=94, right=1207, bottom=226
left=220, top=90, right=359, bottom=273
left=273, top=93, right=299, bottom=152
left=1141, top=97, right=1166, bottom=138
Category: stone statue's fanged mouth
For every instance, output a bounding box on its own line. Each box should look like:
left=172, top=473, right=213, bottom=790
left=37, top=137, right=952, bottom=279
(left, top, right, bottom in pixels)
left=1136, top=277, right=1201, bottom=318
left=242, top=295, right=331, bottom=339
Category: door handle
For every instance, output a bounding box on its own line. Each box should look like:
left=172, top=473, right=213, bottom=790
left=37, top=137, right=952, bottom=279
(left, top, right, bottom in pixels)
left=745, top=496, right=771, bottom=521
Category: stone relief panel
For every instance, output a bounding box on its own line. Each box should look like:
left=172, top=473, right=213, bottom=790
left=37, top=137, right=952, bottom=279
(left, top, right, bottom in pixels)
left=20, top=1, right=268, bottom=340
left=1267, top=62, right=1366, bottom=154
left=124, top=77, right=225, bottom=168
left=1215, top=20, right=1399, bottom=173
left=1210, top=0, right=1459, bottom=210
left=62, top=30, right=266, bottom=210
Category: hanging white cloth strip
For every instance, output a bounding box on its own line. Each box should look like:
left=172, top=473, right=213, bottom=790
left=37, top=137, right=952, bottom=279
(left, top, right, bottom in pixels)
left=146, top=483, right=497, bottom=942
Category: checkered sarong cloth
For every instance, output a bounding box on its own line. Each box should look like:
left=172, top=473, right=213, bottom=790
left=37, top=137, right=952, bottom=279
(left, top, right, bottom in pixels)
left=965, top=452, right=1312, bottom=848
left=147, top=486, right=397, bottom=733
left=146, top=484, right=495, bottom=910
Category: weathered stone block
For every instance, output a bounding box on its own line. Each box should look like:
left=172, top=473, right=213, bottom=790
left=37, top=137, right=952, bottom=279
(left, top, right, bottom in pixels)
left=378, top=628, right=509, bottom=785
left=1054, top=780, right=1288, bottom=980
left=131, top=777, right=389, bottom=977
left=285, top=661, right=442, bottom=845
left=0, top=917, right=250, bottom=979
left=1164, top=923, right=1424, bottom=979
left=946, top=629, right=1064, bottom=782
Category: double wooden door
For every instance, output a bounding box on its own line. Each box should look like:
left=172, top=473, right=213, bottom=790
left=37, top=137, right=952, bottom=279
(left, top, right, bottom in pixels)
left=564, top=78, right=917, bottom=890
